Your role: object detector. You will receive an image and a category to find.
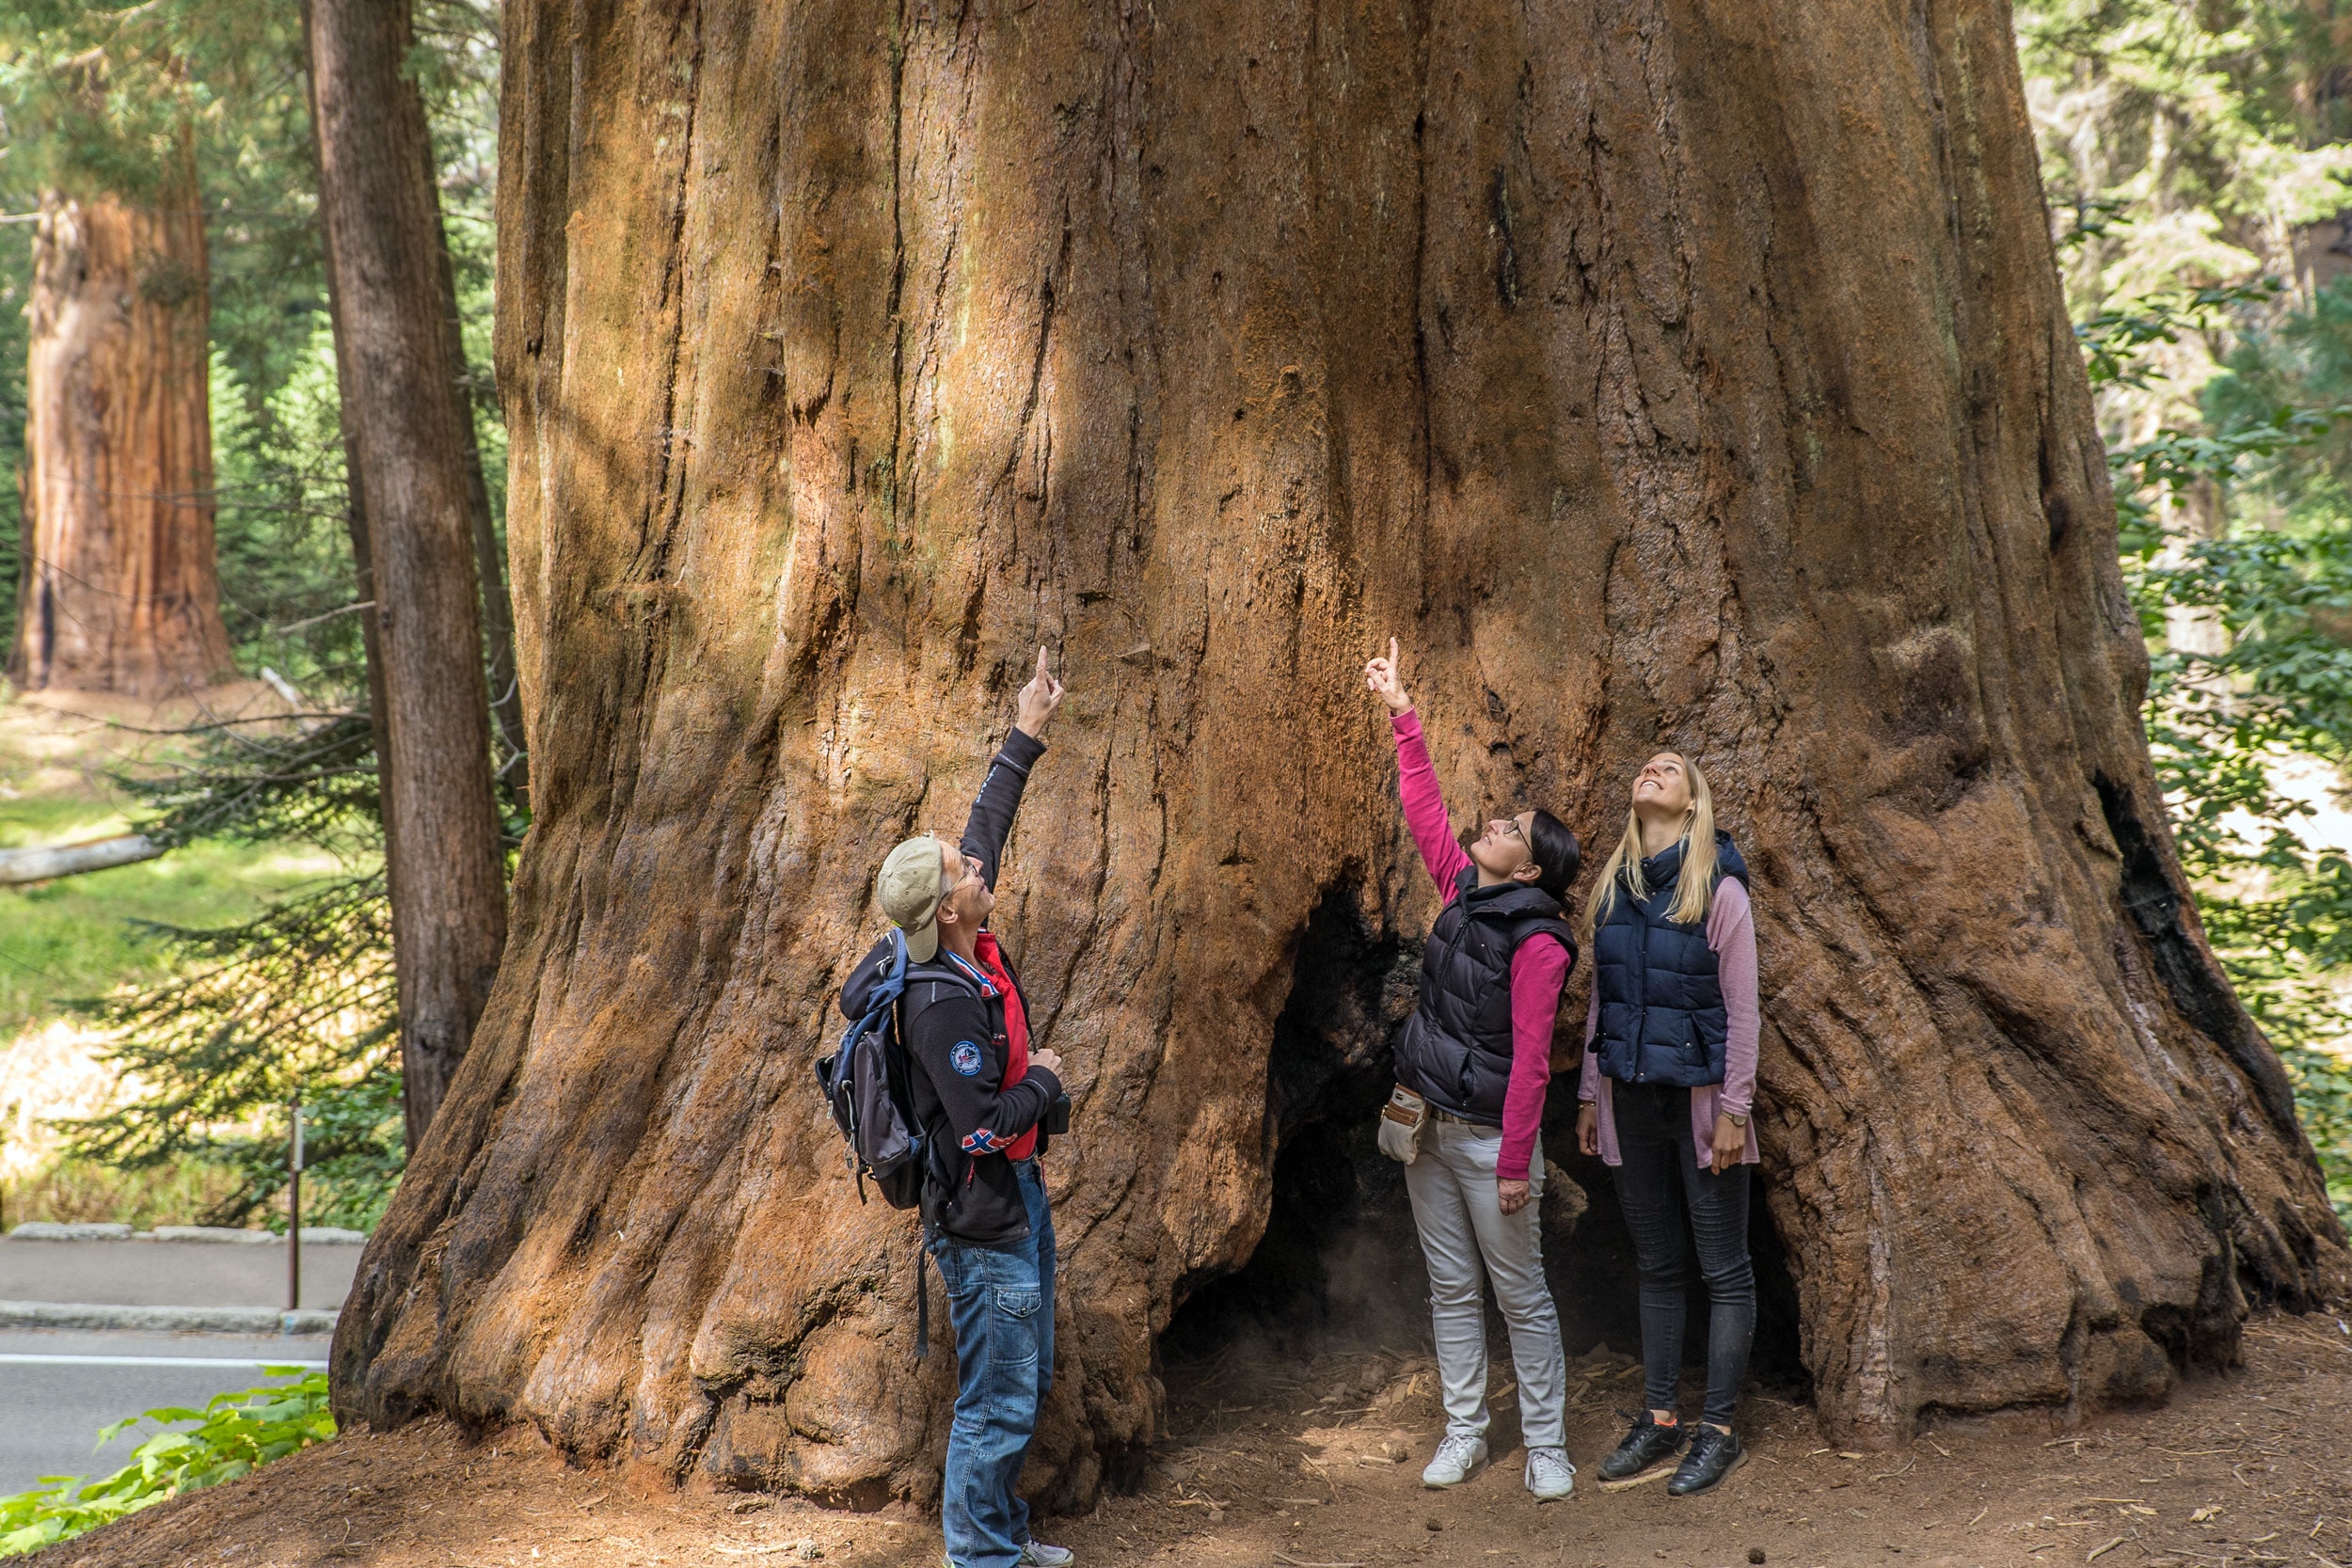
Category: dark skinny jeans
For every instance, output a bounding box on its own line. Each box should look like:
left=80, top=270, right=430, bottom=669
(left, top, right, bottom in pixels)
left=1610, top=1082, right=1756, bottom=1429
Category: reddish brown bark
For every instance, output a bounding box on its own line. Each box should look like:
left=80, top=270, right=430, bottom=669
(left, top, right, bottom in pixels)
left=304, top=0, right=507, bottom=1153
left=335, top=0, right=2348, bottom=1497
left=13, top=186, right=231, bottom=697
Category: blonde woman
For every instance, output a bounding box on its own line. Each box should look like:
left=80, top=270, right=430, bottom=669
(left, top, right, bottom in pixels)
left=1574, top=752, right=1759, bottom=1497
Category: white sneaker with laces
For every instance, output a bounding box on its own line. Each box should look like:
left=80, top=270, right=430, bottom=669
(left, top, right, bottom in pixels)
left=1524, top=1446, right=1576, bottom=1501
left=1421, top=1433, right=1489, bottom=1488
left=1018, top=1542, right=1075, bottom=1567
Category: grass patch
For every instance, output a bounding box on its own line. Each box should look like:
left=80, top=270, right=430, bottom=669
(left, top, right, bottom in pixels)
left=0, top=689, right=360, bottom=1040
left=0, top=1152, right=254, bottom=1233
left=1, top=689, right=384, bottom=1231
left=0, top=842, right=349, bottom=1042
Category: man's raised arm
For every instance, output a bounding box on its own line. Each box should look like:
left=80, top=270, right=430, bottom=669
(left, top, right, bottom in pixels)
left=961, top=646, right=1062, bottom=888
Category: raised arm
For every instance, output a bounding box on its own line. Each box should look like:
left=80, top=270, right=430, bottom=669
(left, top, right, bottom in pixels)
left=961, top=647, right=1063, bottom=888
left=1365, top=638, right=1471, bottom=895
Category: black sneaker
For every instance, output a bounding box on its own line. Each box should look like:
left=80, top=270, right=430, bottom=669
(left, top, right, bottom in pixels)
left=1666, top=1426, right=1744, bottom=1496
left=1597, top=1414, right=1687, bottom=1481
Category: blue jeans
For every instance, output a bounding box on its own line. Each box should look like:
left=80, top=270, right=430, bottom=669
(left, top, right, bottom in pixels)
left=932, top=1160, right=1056, bottom=1568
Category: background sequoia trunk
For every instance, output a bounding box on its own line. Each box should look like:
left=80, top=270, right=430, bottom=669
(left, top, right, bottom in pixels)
left=12, top=186, right=231, bottom=696
left=337, top=0, right=2351, bottom=1491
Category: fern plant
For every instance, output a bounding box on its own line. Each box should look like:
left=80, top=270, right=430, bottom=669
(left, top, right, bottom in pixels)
left=0, top=1370, right=334, bottom=1558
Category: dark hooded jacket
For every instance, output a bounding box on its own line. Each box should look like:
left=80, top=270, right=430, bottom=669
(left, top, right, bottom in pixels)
left=839, top=728, right=1062, bottom=1248
left=1591, top=829, right=1751, bottom=1087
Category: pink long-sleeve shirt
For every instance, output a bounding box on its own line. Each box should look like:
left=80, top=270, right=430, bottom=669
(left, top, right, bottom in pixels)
left=1576, top=875, right=1760, bottom=1169
left=1391, top=709, right=1570, bottom=1182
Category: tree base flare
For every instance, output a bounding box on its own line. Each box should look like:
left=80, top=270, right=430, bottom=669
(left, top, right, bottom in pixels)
left=59, top=1317, right=2352, bottom=1565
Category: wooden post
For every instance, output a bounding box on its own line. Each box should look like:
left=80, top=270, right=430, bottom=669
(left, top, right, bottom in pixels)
left=287, top=1099, right=303, bottom=1314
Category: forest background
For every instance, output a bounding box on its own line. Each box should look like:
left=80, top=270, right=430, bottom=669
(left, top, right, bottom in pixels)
left=0, top=0, right=2347, bottom=1239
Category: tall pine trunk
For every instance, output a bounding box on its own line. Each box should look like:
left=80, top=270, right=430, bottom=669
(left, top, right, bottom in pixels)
left=13, top=177, right=231, bottom=698
left=305, top=0, right=507, bottom=1154
left=336, top=0, right=2349, bottom=1485
left=299, top=0, right=402, bottom=1048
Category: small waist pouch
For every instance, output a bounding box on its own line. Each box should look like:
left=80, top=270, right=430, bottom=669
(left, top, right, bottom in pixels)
left=1376, top=1085, right=1430, bottom=1165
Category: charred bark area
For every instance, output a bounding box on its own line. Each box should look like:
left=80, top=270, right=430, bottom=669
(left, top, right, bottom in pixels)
left=1157, top=879, right=1812, bottom=1407
left=1160, top=883, right=1423, bottom=1360
left=13, top=184, right=231, bottom=696
left=2095, top=773, right=2304, bottom=1147
left=336, top=0, right=2347, bottom=1500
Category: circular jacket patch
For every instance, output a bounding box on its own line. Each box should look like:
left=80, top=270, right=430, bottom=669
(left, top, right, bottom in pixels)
left=949, top=1040, right=985, bottom=1077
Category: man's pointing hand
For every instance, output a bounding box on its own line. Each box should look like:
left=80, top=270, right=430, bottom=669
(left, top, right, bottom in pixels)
left=1015, top=646, right=1065, bottom=738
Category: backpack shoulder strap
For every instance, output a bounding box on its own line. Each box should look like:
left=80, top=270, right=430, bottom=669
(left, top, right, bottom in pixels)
left=899, top=962, right=985, bottom=1006
left=894, top=962, right=988, bottom=1047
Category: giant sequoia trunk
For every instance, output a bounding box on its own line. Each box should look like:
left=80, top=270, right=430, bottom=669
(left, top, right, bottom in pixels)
left=336, top=0, right=2350, bottom=1491
left=12, top=187, right=231, bottom=696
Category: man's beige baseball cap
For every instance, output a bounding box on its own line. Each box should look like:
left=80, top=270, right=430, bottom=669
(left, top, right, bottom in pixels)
left=877, top=835, right=950, bottom=961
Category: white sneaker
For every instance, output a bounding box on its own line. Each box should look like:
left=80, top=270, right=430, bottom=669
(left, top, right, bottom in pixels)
left=1421, top=1433, right=1488, bottom=1488
left=1018, top=1544, right=1075, bottom=1568
left=1525, top=1446, right=1575, bottom=1500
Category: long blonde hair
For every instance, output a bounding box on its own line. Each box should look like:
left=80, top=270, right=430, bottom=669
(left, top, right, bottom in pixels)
left=1580, top=752, right=1718, bottom=942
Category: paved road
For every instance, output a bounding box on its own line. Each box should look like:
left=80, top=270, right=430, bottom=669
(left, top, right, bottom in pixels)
left=0, top=1238, right=357, bottom=1310
left=0, top=1327, right=332, bottom=1495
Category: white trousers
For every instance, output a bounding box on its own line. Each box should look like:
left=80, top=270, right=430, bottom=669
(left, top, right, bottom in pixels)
left=1403, top=1117, right=1568, bottom=1450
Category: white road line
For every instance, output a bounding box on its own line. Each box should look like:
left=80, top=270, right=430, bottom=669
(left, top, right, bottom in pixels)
left=0, top=1354, right=326, bottom=1369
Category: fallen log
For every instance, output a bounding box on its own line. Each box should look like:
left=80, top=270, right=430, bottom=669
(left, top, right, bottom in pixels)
left=0, top=833, right=164, bottom=885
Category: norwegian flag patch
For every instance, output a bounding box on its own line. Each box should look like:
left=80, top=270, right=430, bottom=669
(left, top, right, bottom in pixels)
left=961, top=1127, right=1008, bottom=1155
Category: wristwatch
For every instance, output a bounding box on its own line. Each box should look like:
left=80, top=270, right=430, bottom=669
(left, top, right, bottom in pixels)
left=1724, top=1110, right=1749, bottom=1128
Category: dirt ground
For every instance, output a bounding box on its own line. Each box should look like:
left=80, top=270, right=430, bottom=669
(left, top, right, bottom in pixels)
left=34, top=1308, right=2352, bottom=1568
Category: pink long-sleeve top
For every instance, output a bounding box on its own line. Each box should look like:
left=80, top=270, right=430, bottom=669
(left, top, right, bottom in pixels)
left=1391, top=708, right=1570, bottom=1183
left=1576, top=875, right=1760, bottom=1169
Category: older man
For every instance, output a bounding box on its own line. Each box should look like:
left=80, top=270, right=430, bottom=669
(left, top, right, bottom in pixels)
left=871, top=648, right=1072, bottom=1568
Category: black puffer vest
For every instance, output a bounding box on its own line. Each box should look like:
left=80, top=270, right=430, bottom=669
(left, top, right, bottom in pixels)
left=1592, top=831, right=1750, bottom=1087
left=1392, top=867, right=1578, bottom=1124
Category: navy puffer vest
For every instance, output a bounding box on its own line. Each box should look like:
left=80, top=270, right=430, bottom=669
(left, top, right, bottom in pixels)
left=1593, top=831, right=1750, bottom=1087
left=1392, top=867, right=1578, bottom=1124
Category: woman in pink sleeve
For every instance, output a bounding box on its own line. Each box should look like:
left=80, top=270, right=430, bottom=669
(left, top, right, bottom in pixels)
left=1361, top=640, right=1583, bottom=1504
left=1574, top=752, right=1759, bottom=1498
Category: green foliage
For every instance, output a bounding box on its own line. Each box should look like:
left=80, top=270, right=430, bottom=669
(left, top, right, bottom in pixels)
left=2020, top=0, right=2352, bottom=1216
left=0, top=0, right=347, bottom=678
left=2099, top=284, right=2352, bottom=1214
left=0, top=0, right=508, bottom=681
left=2019, top=0, right=2352, bottom=309
left=0, top=1370, right=333, bottom=1559
left=2079, top=281, right=2284, bottom=391
left=125, top=713, right=381, bottom=853
left=2139, top=530, right=2352, bottom=1211
left=60, top=874, right=399, bottom=1229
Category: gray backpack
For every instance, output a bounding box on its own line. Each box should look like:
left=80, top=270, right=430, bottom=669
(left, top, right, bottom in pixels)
left=818, top=929, right=929, bottom=1210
